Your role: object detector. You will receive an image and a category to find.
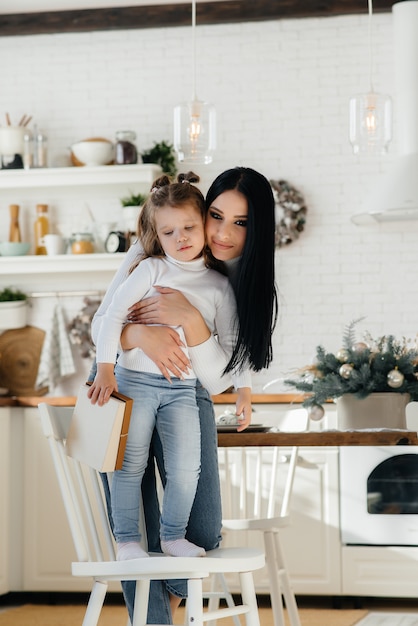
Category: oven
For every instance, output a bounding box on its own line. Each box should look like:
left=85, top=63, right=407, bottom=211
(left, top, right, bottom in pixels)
left=339, top=446, right=418, bottom=546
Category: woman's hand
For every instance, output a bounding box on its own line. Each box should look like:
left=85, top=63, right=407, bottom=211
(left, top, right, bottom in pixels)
left=121, top=324, right=191, bottom=383
left=127, top=286, right=211, bottom=347
left=127, top=286, right=194, bottom=327
left=235, top=387, right=252, bottom=432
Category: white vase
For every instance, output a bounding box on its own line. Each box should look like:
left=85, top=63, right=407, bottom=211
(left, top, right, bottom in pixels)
left=122, top=205, right=142, bottom=232
left=336, top=392, right=410, bottom=430
left=0, top=300, right=28, bottom=330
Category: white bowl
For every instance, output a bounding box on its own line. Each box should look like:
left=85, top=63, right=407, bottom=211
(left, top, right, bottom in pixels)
left=0, top=242, right=30, bottom=256
left=71, top=140, right=114, bottom=166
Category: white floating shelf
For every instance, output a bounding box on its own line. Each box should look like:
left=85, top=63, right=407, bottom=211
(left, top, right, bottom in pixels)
left=0, top=252, right=125, bottom=275
left=351, top=208, right=418, bottom=225
left=0, top=163, right=162, bottom=190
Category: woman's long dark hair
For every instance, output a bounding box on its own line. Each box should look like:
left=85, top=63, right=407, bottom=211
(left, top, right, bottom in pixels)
left=206, top=167, right=278, bottom=373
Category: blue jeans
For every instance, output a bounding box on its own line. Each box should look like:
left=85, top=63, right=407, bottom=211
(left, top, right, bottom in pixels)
left=112, top=366, right=200, bottom=543
left=99, top=382, right=222, bottom=624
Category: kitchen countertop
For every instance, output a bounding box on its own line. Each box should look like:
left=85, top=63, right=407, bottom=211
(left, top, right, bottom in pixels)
left=0, top=393, right=306, bottom=407
left=217, top=429, right=418, bottom=447
left=2, top=393, right=417, bottom=446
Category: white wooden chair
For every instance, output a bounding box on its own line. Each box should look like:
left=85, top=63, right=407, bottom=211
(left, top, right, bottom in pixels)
left=207, top=408, right=311, bottom=626
left=38, top=402, right=265, bottom=626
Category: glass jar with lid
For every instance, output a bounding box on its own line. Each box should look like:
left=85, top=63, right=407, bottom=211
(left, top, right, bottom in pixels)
left=115, top=130, right=138, bottom=165
left=71, top=232, right=95, bottom=254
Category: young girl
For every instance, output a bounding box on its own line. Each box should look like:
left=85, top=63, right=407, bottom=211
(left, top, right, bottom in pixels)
left=89, top=172, right=251, bottom=561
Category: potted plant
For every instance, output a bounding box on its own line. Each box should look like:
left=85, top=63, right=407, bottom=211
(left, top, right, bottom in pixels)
left=284, top=319, right=418, bottom=429
left=0, top=286, right=29, bottom=330
left=120, top=192, right=148, bottom=208
left=140, top=140, right=177, bottom=178
left=119, top=191, right=148, bottom=235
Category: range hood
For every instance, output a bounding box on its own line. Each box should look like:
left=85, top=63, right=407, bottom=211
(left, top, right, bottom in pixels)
left=352, top=1, right=418, bottom=225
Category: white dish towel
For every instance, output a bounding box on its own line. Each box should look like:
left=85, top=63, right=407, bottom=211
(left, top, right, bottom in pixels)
left=36, top=303, right=76, bottom=391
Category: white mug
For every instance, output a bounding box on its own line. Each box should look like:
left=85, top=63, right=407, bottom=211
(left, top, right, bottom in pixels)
left=0, top=126, right=25, bottom=156
left=40, top=234, right=65, bottom=256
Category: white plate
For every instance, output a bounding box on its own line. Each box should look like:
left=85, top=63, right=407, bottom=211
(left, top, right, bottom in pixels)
left=216, top=424, right=271, bottom=433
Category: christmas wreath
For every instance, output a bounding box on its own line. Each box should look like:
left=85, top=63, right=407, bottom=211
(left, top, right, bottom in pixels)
left=68, top=297, right=101, bottom=359
left=270, top=179, right=307, bottom=247
left=284, top=319, right=418, bottom=420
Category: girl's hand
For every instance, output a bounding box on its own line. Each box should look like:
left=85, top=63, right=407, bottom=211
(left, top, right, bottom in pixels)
left=127, top=286, right=194, bottom=327
left=87, top=363, right=118, bottom=406
left=235, top=387, right=252, bottom=432
left=121, top=324, right=191, bottom=383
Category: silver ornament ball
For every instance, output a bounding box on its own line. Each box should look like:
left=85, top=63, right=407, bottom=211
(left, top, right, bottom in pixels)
left=387, top=369, right=404, bottom=389
left=336, top=348, right=350, bottom=363
left=308, top=404, right=325, bottom=421
left=339, top=363, right=353, bottom=379
left=352, top=342, right=368, bottom=353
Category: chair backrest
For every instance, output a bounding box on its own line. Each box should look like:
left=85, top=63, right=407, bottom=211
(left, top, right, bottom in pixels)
left=218, top=408, right=310, bottom=522
left=38, top=402, right=116, bottom=563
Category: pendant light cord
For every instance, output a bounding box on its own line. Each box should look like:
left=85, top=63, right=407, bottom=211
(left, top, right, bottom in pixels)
left=368, top=0, right=375, bottom=93
left=192, top=0, right=197, bottom=100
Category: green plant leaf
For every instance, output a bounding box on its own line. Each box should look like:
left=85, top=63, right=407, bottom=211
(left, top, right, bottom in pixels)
left=141, top=140, right=177, bottom=177
left=120, top=191, right=148, bottom=207
left=0, top=287, right=28, bottom=301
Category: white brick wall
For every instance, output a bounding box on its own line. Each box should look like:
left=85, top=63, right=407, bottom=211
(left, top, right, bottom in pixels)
left=2, top=11, right=415, bottom=394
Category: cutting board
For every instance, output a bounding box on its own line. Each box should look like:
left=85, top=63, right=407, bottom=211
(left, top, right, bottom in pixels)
left=0, top=325, right=48, bottom=396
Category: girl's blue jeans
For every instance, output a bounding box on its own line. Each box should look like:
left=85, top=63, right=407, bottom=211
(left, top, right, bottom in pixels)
left=112, top=365, right=201, bottom=544
left=98, top=379, right=222, bottom=624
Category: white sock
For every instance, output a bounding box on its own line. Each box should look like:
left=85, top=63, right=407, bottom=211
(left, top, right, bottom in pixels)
left=116, top=542, right=149, bottom=560
left=161, top=539, right=206, bottom=557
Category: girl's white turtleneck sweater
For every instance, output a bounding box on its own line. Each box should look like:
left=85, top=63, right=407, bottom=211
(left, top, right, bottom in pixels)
left=93, top=245, right=251, bottom=395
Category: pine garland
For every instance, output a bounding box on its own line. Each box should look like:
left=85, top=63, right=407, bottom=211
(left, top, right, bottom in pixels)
left=285, top=320, right=418, bottom=409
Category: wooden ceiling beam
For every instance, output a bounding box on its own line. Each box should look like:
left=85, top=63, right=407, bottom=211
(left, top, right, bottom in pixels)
left=0, top=0, right=397, bottom=37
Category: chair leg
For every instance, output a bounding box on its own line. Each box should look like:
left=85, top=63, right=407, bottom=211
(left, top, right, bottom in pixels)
left=206, top=573, right=221, bottom=625
left=82, top=580, right=108, bottom=626
left=206, top=573, right=221, bottom=626
left=132, top=579, right=151, bottom=626
left=186, top=578, right=204, bottom=626
left=239, top=571, right=260, bottom=626
left=206, top=573, right=242, bottom=626
left=263, top=531, right=287, bottom=626
left=273, top=531, right=301, bottom=626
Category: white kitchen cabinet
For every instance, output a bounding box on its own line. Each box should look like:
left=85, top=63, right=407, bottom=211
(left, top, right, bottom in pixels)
left=0, top=408, right=11, bottom=595
left=18, top=402, right=340, bottom=595
left=22, top=407, right=91, bottom=591
left=21, top=407, right=121, bottom=592
left=3, top=400, right=416, bottom=598
left=283, top=447, right=341, bottom=595
left=214, top=403, right=341, bottom=595
left=217, top=445, right=341, bottom=595
left=342, top=546, right=418, bottom=597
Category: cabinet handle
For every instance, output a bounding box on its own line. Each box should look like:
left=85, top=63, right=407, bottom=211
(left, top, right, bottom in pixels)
left=281, top=453, right=318, bottom=470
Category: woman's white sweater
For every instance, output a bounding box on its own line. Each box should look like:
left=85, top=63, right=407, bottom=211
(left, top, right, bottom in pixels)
left=92, top=244, right=251, bottom=395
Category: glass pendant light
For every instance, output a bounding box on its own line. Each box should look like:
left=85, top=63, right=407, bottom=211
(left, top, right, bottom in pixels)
left=173, top=0, right=216, bottom=164
left=349, top=0, right=392, bottom=155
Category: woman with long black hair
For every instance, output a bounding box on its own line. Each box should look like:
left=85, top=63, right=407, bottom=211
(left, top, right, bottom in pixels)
left=91, top=166, right=278, bottom=624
